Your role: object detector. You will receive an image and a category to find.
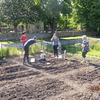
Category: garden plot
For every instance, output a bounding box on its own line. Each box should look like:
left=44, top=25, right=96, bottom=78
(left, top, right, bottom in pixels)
left=0, top=53, right=100, bottom=100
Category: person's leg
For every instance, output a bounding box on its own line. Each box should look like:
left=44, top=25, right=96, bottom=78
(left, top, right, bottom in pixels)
left=84, top=51, right=89, bottom=61
left=26, top=48, right=29, bottom=62
left=26, top=48, right=32, bottom=65
left=55, top=45, right=58, bottom=57
left=53, top=45, right=56, bottom=57
left=23, top=47, right=27, bottom=64
left=21, top=48, right=23, bottom=56
left=82, top=51, right=88, bottom=63
left=21, top=43, right=24, bottom=57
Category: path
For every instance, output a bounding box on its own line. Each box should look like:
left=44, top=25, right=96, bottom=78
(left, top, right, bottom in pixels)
left=0, top=39, right=83, bottom=49
left=0, top=38, right=100, bottom=49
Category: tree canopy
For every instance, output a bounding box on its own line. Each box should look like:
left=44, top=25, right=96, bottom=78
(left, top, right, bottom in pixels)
left=0, top=0, right=100, bottom=40
left=70, top=0, right=100, bottom=31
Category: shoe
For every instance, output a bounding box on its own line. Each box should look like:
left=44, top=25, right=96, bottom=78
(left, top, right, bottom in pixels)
left=81, top=60, right=86, bottom=63
left=28, top=62, right=32, bottom=65
left=20, top=56, right=24, bottom=58
left=55, top=56, right=58, bottom=58
left=87, top=59, right=89, bottom=62
left=23, top=63, right=27, bottom=66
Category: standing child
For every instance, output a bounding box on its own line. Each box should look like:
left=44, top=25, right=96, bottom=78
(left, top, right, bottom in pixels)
left=78, top=35, right=90, bottom=63
left=57, top=42, right=61, bottom=55
left=20, top=31, right=28, bottom=58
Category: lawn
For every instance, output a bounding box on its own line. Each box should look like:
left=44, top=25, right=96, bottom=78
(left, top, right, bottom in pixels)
left=0, top=36, right=93, bottom=44
left=59, top=36, right=92, bottom=40
left=0, top=36, right=100, bottom=60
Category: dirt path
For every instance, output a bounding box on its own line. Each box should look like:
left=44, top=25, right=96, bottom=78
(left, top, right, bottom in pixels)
left=0, top=54, right=100, bottom=100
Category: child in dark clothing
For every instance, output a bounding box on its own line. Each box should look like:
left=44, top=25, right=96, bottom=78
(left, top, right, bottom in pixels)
left=23, top=36, right=42, bottom=65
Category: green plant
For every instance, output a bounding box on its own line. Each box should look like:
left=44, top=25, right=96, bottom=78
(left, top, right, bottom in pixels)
left=44, top=45, right=53, bottom=52
left=75, top=43, right=82, bottom=46
left=29, top=44, right=42, bottom=54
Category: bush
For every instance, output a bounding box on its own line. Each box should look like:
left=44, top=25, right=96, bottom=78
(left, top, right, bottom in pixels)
left=0, top=47, right=10, bottom=57
left=0, top=44, right=42, bottom=58
left=89, top=40, right=100, bottom=51
left=29, top=44, right=42, bottom=54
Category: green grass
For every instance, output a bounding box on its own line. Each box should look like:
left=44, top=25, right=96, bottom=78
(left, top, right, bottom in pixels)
left=0, top=36, right=93, bottom=44
left=61, top=40, right=100, bottom=59
left=0, top=44, right=42, bottom=58
left=59, top=36, right=92, bottom=40
left=0, top=47, right=21, bottom=58
left=0, top=40, right=21, bottom=43
left=0, top=36, right=100, bottom=60
left=29, top=44, right=42, bottom=54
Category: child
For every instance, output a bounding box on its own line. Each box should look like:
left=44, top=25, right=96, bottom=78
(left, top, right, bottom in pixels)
left=37, top=50, right=46, bottom=62
left=78, top=35, right=90, bottom=63
left=20, top=31, right=28, bottom=58
left=57, top=42, right=61, bottom=55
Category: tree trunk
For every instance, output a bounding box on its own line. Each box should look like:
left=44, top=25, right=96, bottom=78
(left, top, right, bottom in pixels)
left=26, top=24, right=28, bottom=33
left=22, top=25, right=24, bottom=32
left=52, top=17, right=56, bottom=36
left=81, top=23, right=83, bottom=30
left=14, top=26, right=18, bottom=40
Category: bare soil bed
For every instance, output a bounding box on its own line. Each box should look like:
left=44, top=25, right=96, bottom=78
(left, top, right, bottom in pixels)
left=0, top=53, right=100, bottom=100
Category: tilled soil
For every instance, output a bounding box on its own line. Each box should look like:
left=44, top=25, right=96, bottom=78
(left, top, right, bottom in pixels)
left=0, top=53, right=100, bottom=100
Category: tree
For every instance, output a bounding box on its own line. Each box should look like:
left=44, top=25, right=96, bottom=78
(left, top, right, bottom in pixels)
left=1, top=0, right=26, bottom=40
left=89, top=0, right=100, bottom=31
left=57, top=14, right=69, bottom=29
left=40, top=0, right=72, bottom=35
left=71, top=0, right=100, bottom=31
left=0, top=0, right=40, bottom=40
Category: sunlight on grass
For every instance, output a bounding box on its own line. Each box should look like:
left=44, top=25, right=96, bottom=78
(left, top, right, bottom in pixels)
left=0, top=37, right=100, bottom=60
left=0, top=40, right=20, bottom=44
left=60, top=36, right=92, bottom=40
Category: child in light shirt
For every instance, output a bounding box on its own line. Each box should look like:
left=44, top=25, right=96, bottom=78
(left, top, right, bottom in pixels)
left=57, top=42, right=61, bottom=55
left=77, top=35, right=90, bottom=63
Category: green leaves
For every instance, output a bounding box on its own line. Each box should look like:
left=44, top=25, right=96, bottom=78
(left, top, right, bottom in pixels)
left=70, top=0, right=100, bottom=31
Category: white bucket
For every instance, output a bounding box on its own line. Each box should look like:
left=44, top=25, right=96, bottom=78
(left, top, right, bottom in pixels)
left=30, top=58, right=35, bottom=62
left=58, top=55, right=62, bottom=59
left=47, top=62, right=50, bottom=65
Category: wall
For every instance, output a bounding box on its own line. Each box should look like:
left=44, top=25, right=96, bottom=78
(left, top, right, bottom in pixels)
left=0, top=31, right=99, bottom=41
left=0, top=33, right=51, bottom=40
left=25, top=22, right=44, bottom=33
left=57, top=31, right=99, bottom=37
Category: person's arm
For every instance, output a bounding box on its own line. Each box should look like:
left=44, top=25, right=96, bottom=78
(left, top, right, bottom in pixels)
left=34, top=43, right=42, bottom=50
left=21, top=39, right=27, bottom=42
left=88, top=41, right=91, bottom=49
left=77, top=44, right=85, bottom=49
left=58, top=37, right=59, bottom=43
left=51, top=35, right=54, bottom=41
left=82, top=44, right=85, bottom=48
